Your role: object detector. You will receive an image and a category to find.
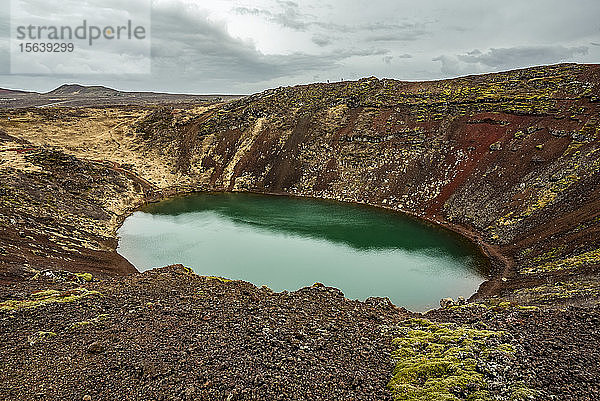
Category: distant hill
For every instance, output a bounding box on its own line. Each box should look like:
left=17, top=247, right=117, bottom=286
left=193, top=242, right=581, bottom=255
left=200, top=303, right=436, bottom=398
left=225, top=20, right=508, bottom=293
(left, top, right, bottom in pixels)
left=0, top=88, right=32, bottom=95
left=0, top=83, right=243, bottom=108
left=47, top=84, right=120, bottom=96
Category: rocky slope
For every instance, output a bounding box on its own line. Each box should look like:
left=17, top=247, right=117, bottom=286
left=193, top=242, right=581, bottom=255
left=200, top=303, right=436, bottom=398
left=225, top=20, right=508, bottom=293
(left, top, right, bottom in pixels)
left=1, top=265, right=599, bottom=401
left=0, top=265, right=408, bottom=401
left=0, top=132, right=142, bottom=283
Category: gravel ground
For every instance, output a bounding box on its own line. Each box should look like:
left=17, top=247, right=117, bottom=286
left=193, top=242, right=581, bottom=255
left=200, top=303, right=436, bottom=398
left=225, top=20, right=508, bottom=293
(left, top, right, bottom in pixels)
left=428, top=303, right=600, bottom=400
left=2, top=265, right=600, bottom=400
left=0, top=265, right=407, bottom=401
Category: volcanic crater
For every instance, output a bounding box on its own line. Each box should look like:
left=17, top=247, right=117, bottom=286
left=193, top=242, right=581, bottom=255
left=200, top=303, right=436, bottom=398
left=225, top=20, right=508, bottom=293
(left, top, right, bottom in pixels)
left=1, top=63, right=600, bottom=400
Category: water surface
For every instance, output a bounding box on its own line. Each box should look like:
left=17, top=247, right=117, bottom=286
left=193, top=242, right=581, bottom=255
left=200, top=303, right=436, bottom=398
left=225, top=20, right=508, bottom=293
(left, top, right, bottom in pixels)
left=117, top=192, right=487, bottom=311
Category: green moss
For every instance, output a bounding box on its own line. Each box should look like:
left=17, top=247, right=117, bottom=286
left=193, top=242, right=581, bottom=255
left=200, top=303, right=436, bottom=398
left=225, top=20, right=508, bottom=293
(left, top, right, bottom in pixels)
left=388, top=318, right=513, bottom=401
left=489, top=146, right=597, bottom=238
left=30, top=270, right=94, bottom=283
left=31, top=289, right=61, bottom=298
left=512, top=279, right=600, bottom=304
left=205, top=276, right=232, bottom=283
left=0, top=288, right=101, bottom=311
left=522, top=174, right=580, bottom=217
left=94, top=313, right=110, bottom=321
left=522, top=247, right=600, bottom=274
left=70, top=313, right=110, bottom=330
left=449, top=302, right=490, bottom=311
left=74, top=272, right=93, bottom=282
left=449, top=301, right=537, bottom=312
left=510, top=384, right=541, bottom=400
left=525, top=246, right=566, bottom=267
left=179, top=265, right=196, bottom=275
left=70, top=321, right=93, bottom=329
left=28, top=331, right=56, bottom=345
left=515, top=305, right=538, bottom=311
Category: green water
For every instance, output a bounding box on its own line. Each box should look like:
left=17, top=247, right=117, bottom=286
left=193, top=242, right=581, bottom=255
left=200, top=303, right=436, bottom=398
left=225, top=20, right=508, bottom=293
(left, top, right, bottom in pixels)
left=117, top=192, right=487, bottom=311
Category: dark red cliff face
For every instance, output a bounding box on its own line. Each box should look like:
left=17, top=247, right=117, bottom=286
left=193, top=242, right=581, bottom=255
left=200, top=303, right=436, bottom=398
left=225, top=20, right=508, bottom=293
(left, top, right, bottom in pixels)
left=156, top=63, right=600, bottom=304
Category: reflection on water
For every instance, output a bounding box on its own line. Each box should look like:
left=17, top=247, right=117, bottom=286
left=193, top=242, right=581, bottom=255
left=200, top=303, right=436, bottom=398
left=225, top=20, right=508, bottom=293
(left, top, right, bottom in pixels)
left=117, top=192, right=488, bottom=311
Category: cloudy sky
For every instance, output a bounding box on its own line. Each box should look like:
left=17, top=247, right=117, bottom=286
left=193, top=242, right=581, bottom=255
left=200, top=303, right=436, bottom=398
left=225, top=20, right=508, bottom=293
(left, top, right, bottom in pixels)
left=1, top=0, right=599, bottom=94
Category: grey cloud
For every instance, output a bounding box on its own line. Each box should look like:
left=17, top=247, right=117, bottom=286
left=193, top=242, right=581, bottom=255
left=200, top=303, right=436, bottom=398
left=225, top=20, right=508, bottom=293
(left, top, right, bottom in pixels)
left=152, top=5, right=315, bottom=81
left=337, top=48, right=390, bottom=57
left=234, top=7, right=267, bottom=17
left=234, top=1, right=310, bottom=31
left=435, top=45, right=589, bottom=76
left=367, top=31, right=427, bottom=42
left=2, top=0, right=599, bottom=95
left=311, top=34, right=332, bottom=47
left=150, top=3, right=391, bottom=90
left=432, top=55, right=474, bottom=76
left=3, top=1, right=401, bottom=93
left=233, top=2, right=430, bottom=42
left=271, top=0, right=309, bottom=30
left=457, top=45, right=589, bottom=68
left=360, top=22, right=422, bottom=32
left=314, top=21, right=428, bottom=37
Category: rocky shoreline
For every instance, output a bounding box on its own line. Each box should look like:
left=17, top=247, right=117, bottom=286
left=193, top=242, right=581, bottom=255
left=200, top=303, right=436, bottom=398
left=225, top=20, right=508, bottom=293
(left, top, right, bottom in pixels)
left=2, top=64, right=600, bottom=399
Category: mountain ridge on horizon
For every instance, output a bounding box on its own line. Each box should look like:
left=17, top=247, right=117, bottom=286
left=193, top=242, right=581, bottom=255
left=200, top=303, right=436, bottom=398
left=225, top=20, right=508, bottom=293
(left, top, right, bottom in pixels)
left=1, top=62, right=596, bottom=97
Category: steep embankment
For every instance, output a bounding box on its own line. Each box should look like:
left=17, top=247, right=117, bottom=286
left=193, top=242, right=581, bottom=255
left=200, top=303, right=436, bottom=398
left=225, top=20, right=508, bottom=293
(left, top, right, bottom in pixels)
left=0, top=131, right=141, bottom=282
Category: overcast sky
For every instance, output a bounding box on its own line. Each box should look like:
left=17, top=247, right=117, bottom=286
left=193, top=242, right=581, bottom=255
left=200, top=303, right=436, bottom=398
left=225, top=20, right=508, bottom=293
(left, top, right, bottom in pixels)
left=1, top=0, right=599, bottom=94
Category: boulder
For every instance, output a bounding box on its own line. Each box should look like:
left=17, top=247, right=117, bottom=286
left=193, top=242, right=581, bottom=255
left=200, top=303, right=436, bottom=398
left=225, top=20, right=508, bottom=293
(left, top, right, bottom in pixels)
left=440, top=297, right=455, bottom=308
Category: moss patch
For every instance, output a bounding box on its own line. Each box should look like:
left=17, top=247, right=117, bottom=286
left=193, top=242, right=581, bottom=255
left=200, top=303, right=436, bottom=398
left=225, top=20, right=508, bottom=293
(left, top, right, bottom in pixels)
left=512, top=279, right=600, bottom=305
left=205, top=276, right=232, bottom=283
left=0, top=288, right=101, bottom=311
left=74, top=272, right=93, bottom=282
left=510, top=385, right=541, bottom=401
left=449, top=301, right=538, bottom=312
left=28, top=331, right=56, bottom=346
left=388, top=318, right=519, bottom=401
left=70, top=313, right=111, bottom=330
left=522, top=247, right=600, bottom=274
left=31, top=270, right=94, bottom=284
left=70, top=320, right=93, bottom=329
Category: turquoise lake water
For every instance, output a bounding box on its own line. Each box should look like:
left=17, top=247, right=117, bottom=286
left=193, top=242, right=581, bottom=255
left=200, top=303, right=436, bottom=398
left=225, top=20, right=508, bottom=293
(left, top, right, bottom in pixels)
left=117, top=192, right=487, bottom=311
